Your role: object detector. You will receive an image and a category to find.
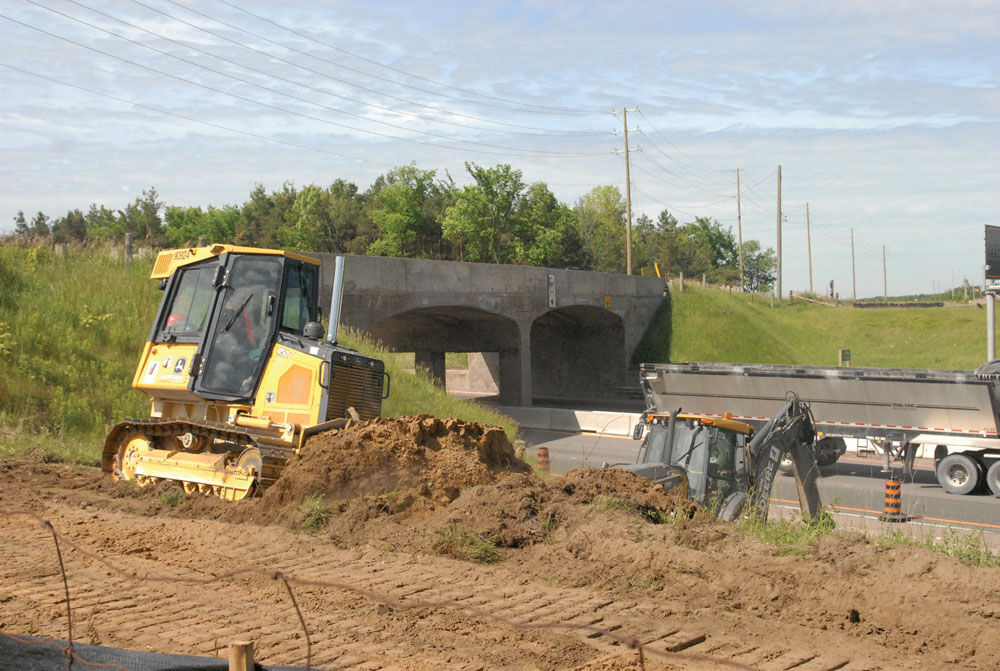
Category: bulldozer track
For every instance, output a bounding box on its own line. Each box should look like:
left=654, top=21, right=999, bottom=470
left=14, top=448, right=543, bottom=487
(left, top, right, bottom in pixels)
left=0, top=499, right=870, bottom=671
left=103, top=418, right=296, bottom=494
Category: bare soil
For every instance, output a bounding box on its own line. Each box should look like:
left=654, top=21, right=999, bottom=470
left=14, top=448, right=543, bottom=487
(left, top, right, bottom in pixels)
left=1, top=415, right=998, bottom=670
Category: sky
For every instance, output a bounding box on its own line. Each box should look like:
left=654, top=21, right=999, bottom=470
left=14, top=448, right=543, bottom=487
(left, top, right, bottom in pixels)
left=1, top=0, right=998, bottom=298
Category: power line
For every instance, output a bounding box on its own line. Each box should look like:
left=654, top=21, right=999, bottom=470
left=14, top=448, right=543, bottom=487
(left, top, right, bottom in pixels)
left=0, top=11, right=610, bottom=159
left=210, top=0, right=600, bottom=117
left=0, top=62, right=394, bottom=167
left=56, top=0, right=609, bottom=141
left=27, top=0, right=602, bottom=156
left=126, top=0, right=606, bottom=133
left=635, top=109, right=732, bottom=178
left=633, top=150, right=735, bottom=199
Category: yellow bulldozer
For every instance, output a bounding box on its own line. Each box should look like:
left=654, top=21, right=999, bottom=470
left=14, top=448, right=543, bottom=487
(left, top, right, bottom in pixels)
left=102, top=245, right=388, bottom=500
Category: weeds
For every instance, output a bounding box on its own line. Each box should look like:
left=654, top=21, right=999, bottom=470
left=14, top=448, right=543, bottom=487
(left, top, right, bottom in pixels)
left=737, top=509, right=837, bottom=558
left=157, top=489, right=184, bottom=507
left=298, top=493, right=332, bottom=533
left=433, top=522, right=501, bottom=564
left=592, top=495, right=673, bottom=524
left=875, top=528, right=1000, bottom=568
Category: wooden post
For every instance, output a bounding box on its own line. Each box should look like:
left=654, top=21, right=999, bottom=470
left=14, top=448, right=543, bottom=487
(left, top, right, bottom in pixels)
left=229, top=641, right=254, bottom=671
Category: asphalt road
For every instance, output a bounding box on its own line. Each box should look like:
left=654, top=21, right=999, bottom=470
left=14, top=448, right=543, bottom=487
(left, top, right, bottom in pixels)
left=522, top=427, right=1000, bottom=547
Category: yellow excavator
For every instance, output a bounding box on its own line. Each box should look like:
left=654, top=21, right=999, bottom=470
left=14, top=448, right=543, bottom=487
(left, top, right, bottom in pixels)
left=102, top=245, right=388, bottom=500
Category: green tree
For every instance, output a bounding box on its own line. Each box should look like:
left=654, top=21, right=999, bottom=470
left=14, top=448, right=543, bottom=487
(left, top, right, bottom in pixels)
left=51, top=209, right=87, bottom=243
left=277, top=185, right=333, bottom=252
left=682, top=217, right=737, bottom=271
left=12, top=211, right=29, bottom=237
left=368, top=165, right=450, bottom=258
left=441, top=163, right=526, bottom=263
left=30, top=211, right=50, bottom=237
left=164, top=205, right=239, bottom=247
left=84, top=204, right=123, bottom=241
left=516, top=182, right=586, bottom=267
left=118, top=188, right=164, bottom=243
left=237, top=182, right=294, bottom=248
left=740, top=239, right=776, bottom=292
left=574, top=185, right=626, bottom=272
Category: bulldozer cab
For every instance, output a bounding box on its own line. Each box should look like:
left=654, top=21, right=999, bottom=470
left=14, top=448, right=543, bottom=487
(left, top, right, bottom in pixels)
left=151, top=248, right=319, bottom=402
left=638, top=413, right=752, bottom=509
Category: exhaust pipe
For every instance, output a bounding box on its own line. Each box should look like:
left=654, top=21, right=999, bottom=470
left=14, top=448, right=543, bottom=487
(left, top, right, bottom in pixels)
left=327, top=255, right=345, bottom=343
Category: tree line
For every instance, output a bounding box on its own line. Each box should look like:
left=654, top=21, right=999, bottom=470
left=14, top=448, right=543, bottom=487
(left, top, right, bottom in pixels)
left=9, top=162, right=776, bottom=290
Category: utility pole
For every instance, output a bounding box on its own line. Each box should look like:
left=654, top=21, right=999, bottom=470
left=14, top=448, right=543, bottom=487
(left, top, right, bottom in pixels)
left=882, top=245, right=888, bottom=300
left=776, top=165, right=782, bottom=300
left=736, top=168, right=744, bottom=292
left=851, top=228, right=857, bottom=300
left=623, top=107, right=633, bottom=275
left=806, top=202, right=813, bottom=295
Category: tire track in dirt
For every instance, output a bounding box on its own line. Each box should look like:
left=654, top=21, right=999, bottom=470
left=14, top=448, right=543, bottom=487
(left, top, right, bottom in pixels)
left=0, top=501, right=872, bottom=671
left=3, top=457, right=976, bottom=671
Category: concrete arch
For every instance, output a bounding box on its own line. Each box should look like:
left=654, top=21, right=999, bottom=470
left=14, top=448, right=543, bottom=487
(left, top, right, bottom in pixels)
left=530, top=305, right=626, bottom=406
left=365, top=305, right=526, bottom=405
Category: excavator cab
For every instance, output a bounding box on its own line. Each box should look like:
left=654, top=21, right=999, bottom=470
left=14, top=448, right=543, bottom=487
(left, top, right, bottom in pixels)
left=631, top=413, right=753, bottom=519
left=623, top=396, right=823, bottom=523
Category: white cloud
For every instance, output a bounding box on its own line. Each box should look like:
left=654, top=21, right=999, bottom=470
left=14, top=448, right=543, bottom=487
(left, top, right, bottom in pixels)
left=0, top=0, right=997, bottom=296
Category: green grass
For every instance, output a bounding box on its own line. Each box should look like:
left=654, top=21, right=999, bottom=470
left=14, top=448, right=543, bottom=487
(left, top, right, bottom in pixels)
left=298, top=493, right=333, bottom=533
left=666, top=286, right=987, bottom=369
left=432, top=522, right=501, bottom=563
left=158, top=489, right=184, bottom=507
left=875, top=528, right=1000, bottom=568
left=0, top=244, right=158, bottom=461
left=736, top=509, right=838, bottom=557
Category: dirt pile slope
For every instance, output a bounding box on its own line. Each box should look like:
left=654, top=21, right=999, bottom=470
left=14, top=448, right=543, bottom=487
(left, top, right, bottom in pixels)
left=256, top=414, right=526, bottom=519
left=1, top=416, right=999, bottom=670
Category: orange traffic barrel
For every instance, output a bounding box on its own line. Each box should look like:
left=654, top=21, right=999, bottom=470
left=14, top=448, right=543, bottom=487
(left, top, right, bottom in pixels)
left=536, top=446, right=550, bottom=472
left=879, top=478, right=908, bottom=523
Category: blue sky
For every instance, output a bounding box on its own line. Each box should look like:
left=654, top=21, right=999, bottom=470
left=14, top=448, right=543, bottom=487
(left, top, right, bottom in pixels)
left=1, top=1, right=997, bottom=298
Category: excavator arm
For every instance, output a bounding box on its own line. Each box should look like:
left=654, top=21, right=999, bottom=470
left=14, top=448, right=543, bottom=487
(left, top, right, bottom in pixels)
left=746, top=394, right=822, bottom=522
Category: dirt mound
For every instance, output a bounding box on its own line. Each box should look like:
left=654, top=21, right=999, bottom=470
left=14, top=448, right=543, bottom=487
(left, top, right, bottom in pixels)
left=257, top=415, right=527, bottom=521
left=4, top=449, right=1000, bottom=668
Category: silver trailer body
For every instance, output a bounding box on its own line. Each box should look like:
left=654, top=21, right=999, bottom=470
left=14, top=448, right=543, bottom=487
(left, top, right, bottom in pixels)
left=640, top=362, right=1000, bottom=443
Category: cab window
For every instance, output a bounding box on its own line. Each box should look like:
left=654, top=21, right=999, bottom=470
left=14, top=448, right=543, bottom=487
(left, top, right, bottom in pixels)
left=281, top=262, right=318, bottom=333
left=161, top=265, right=215, bottom=338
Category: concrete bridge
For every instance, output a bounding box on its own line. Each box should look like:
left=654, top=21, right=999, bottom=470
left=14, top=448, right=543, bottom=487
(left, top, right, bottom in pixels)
left=314, top=255, right=666, bottom=408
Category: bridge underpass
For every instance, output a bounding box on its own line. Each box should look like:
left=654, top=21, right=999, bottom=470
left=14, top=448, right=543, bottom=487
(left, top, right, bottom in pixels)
left=365, top=306, right=522, bottom=405
left=314, top=254, right=665, bottom=408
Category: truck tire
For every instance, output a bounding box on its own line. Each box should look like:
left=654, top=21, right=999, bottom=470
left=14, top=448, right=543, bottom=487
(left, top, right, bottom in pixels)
left=815, top=436, right=846, bottom=467
left=936, top=453, right=980, bottom=495
left=986, top=460, right=1000, bottom=497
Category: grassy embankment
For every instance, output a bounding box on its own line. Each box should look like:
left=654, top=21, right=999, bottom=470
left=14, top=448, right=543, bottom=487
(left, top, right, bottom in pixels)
left=664, top=286, right=987, bottom=370
left=0, top=245, right=514, bottom=465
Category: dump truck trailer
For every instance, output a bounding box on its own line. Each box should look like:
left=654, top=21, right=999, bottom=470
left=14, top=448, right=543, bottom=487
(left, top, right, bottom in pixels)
left=640, top=361, right=1000, bottom=497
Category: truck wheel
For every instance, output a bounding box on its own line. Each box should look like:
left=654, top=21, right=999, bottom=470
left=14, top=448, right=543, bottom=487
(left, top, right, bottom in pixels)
left=816, top=437, right=846, bottom=467
left=719, top=492, right=748, bottom=522
left=936, top=453, right=981, bottom=495
left=986, top=460, right=1000, bottom=497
